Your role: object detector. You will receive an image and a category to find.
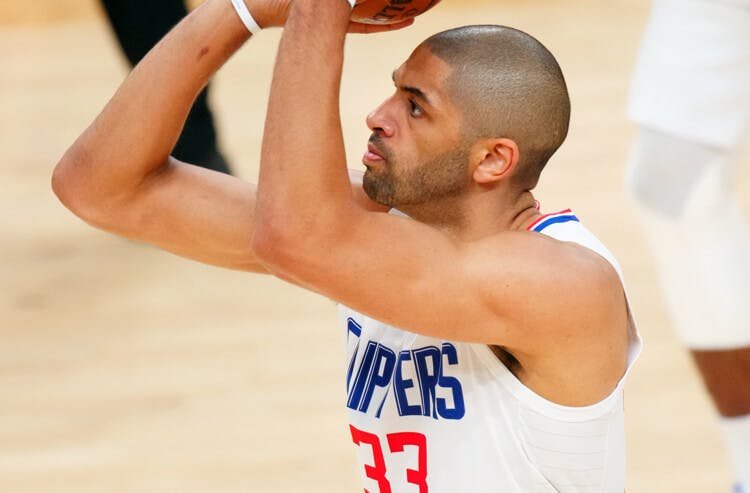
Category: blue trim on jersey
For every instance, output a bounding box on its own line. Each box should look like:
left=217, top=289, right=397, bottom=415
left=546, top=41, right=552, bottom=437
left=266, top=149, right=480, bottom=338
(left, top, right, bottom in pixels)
left=532, top=214, right=579, bottom=232
left=347, top=318, right=362, bottom=337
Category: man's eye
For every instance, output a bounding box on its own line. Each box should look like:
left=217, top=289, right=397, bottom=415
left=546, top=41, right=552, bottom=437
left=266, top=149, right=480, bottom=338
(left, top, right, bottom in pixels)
left=409, top=99, right=424, bottom=117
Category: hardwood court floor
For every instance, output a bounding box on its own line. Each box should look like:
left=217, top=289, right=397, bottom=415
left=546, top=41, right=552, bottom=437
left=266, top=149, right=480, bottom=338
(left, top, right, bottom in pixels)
left=1, top=1, right=748, bottom=492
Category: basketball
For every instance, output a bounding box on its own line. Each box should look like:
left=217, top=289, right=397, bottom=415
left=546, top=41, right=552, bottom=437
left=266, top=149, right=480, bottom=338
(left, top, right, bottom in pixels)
left=352, top=0, right=442, bottom=25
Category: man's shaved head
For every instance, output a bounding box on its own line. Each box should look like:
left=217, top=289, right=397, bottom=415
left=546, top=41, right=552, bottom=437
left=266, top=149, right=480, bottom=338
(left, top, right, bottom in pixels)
left=422, top=25, right=571, bottom=190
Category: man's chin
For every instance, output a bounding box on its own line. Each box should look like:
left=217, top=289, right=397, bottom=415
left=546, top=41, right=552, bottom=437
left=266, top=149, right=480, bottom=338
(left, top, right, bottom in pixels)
left=362, top=174, right=394, bottom=207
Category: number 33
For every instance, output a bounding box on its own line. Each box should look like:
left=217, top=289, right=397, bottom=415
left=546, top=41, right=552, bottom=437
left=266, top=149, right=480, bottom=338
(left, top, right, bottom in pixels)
left=349, top=425, right=428, bottom=493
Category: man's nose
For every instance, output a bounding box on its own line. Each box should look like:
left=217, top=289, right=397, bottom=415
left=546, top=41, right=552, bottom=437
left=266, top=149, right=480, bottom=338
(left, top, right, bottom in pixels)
left=366, top=102, right=395, bottom=138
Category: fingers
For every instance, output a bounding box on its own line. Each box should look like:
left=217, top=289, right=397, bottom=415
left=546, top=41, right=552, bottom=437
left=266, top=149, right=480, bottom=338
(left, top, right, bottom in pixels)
left=347, top=18, right=415, bottom=34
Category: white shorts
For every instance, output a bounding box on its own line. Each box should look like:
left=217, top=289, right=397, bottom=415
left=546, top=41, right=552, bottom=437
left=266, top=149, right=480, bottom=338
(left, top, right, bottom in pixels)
left=628, top=0, right=750, bottom=148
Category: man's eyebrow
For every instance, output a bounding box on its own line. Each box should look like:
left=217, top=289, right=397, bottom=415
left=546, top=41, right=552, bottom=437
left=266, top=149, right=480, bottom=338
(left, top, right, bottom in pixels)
left=391, top=70, right=433, bottom=106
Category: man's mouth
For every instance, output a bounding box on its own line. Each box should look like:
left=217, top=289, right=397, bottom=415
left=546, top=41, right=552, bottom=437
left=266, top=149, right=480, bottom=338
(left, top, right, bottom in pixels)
left=363, top=142, right=385, bottom=163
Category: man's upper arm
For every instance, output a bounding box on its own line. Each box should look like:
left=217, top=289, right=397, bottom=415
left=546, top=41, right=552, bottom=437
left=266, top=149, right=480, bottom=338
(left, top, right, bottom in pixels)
left=125, top=164, right=387, bottom=272
left=63, top=162, right=387, bottom=274
left=58, top=157, right=264, bottom=272
left=260, top=207, right=623, bottom=352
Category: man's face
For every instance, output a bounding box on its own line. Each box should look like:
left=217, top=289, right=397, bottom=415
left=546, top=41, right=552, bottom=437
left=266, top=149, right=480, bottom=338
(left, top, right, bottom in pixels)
left=362, top=46, right=471, bottom=208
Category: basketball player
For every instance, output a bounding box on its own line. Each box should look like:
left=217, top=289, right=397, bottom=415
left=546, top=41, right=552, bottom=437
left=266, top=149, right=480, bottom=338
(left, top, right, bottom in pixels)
left=52, top=0, right=641, bottom=490
left=100, top=0, right=232, bottom=174
left=626, top=1, right=750, bottom=491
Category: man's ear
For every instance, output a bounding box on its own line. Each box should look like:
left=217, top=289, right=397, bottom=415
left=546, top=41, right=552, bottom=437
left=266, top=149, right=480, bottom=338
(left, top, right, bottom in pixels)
left=472, top=138, right=519, bottom=184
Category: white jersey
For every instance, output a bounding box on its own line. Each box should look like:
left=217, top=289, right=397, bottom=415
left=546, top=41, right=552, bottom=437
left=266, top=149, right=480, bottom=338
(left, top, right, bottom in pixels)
left=339, top=210, right=641, bottom=493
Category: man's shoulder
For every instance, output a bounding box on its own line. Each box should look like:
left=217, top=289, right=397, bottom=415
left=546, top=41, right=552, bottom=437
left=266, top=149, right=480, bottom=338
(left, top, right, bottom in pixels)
left=468, top=227, right=625, bottom=332
left=471, top=228, right=630, bottom=404
left=475, top=225, right=614, bottom=273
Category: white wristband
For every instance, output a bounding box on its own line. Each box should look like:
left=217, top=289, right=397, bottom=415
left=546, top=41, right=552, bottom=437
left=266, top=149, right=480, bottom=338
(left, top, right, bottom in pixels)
left=230, top=0, right=262, bottom=35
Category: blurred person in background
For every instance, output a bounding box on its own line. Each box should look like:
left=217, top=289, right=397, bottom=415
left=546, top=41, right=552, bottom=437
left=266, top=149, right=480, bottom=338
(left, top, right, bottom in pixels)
left=100, top=0, right=232, bottom=174
left=626, top=1, right=750, bottom=491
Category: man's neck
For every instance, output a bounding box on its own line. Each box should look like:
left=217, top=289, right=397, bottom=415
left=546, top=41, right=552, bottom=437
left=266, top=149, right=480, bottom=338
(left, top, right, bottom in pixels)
left=398, top=189, right=541, bottom=242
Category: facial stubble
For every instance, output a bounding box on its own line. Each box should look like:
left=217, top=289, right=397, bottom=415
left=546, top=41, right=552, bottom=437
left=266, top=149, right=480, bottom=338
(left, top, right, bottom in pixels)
left=363, top=136, right=471, bottom=208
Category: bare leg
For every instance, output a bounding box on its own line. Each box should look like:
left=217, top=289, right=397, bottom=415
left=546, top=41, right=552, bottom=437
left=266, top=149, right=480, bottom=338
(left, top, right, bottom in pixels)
left=692, top=348, right=750, bottom=417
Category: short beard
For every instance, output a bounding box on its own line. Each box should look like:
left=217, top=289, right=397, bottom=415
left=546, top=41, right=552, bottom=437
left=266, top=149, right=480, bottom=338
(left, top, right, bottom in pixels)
left=363, top=139, right=471, bottom=208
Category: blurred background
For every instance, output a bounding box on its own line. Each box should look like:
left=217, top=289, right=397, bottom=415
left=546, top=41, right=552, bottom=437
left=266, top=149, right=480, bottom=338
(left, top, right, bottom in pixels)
left=1, top=0, right=748, bottom=492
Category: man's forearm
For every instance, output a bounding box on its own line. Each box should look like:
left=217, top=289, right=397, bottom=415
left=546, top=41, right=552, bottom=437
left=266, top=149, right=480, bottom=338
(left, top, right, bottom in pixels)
left=55, top=0, right=250, bottom=200
left=256, top=0, right=353, bottom=236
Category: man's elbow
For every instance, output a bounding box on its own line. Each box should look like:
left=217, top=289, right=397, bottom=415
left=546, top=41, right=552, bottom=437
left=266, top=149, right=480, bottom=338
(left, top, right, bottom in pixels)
left=251, top=217, right=296, bottom=271
left=252, top=204, right=354, bottom=275
left=52, top=146, right=90, bottom=214
left=51, top=144, right=113, bottom=228
left=251, top=212, right=329, bottom=276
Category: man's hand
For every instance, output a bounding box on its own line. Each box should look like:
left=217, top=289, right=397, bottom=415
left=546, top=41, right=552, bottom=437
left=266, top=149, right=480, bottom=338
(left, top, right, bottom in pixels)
left=246, top=0, right=414, bottom=32
left=348, top=18, right=414, bottom=34
left=245, top=0, right=291, bottom=28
